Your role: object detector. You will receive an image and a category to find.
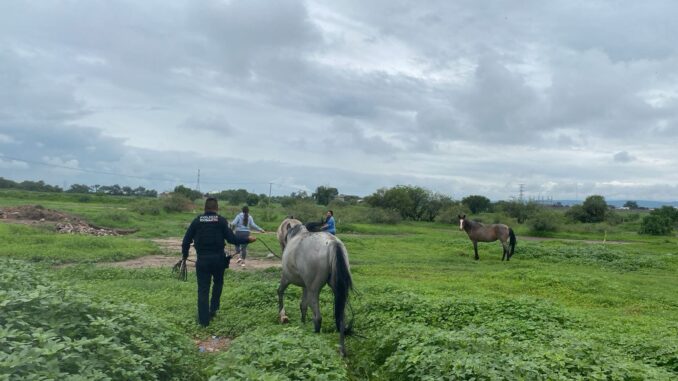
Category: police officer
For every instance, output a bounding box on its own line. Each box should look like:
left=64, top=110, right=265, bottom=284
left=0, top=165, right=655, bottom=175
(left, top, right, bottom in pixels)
left=181, top=197, right=255, bottom=327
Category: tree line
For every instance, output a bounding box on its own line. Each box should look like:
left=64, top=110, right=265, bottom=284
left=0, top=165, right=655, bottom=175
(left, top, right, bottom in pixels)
left=3, top=176, right=675, bottom=235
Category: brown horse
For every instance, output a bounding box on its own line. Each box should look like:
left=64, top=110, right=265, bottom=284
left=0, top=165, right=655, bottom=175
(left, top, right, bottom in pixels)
left=458, top=214, right=516, bottom=261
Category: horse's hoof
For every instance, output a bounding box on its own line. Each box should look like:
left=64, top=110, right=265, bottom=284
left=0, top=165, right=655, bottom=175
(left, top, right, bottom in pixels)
left=280, top=316, right=289, bottom=324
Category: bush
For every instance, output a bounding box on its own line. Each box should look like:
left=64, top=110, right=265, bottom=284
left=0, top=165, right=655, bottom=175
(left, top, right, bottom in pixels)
left=367, top=207, right=402, bottom=224
left=163, top=193, right=194, bottom=213
left=130, top=199, right=162, bottom=215
left=0, top=259, right=200, bottom=380
left=639, top=215, right=673, bottom=236
left=435, top=205, right=467, bottom=224
left=285, top=201, right=324, bottom=223
left=529, top=210, right=560, bottom=233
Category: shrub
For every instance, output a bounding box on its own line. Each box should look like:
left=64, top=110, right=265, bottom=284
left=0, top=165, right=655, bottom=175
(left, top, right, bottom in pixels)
left=163, top=193, right=194, bottom=213
left=639, top=215, right=673, bottom=236
left=285, top=201, right=324, bottom=223
left=367, top=207, right=402, bottom=224
left=435, top=205, right=468, bottom=224
left=529, top=210, right=560, bottom=233
left=130, top=199, right=162, bottom=215
left=0, top=259, right=200, bottom=380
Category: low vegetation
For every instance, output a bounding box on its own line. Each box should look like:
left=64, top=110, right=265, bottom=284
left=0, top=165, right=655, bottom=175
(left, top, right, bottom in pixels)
left=1, top=188, right=677, bottom=379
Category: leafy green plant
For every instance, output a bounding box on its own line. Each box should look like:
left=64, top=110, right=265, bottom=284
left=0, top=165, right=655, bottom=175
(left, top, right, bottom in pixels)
left=209, top=327, right=347, bottom=380
left=529, top=210, right=560, bottom=234
left=163, top=193, right=195, bottom=213
left=640, top=215, right=673, bottom=236
left=0, top=259, right=202, bottom=380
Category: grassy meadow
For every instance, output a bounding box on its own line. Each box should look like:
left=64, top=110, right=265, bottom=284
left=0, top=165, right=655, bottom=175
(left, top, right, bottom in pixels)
left=1, top=190, right=677, bottom=380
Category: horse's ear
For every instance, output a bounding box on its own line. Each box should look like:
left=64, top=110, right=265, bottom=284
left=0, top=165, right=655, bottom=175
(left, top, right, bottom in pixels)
left=285, top=222, right=291, bottom=231
left=461, top=214, right=466, bottom=219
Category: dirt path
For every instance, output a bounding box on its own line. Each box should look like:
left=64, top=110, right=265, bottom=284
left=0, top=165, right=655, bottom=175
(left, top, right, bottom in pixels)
left=98, top=238, right=281, bottom=271
left=520, top=236, right=631, bottom=245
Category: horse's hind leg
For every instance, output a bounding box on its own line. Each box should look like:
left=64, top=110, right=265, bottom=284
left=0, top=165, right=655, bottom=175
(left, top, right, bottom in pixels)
left=501, top=240, right=509, bottom=261
left=278, top=277, right=290, bottom=324
left=300, top=287, right=309, bottom=323
left=473, top=241, right=479, bottom=260
left=309, top=288, right=322, bottom=333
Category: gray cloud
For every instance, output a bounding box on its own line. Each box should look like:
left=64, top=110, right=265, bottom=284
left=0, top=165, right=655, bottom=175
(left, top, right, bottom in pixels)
left=613, top=151, right=635, bottom=163
left=1, top=1, right=677, bottom=200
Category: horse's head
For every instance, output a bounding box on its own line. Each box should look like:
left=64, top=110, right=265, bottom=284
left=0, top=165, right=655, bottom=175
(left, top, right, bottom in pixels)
left=457, top=214, right=466, bottom=231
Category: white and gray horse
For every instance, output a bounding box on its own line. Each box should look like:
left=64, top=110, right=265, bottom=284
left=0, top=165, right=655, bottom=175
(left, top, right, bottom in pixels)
left=277, top=222, right=353, bottom=356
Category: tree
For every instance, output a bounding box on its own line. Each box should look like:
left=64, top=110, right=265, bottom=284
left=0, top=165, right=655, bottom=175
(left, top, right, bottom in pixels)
left=66, top=184, right=91, bottom=194
left=246, top=193, right=260, bottom=206
left=566, top=195, right=609, bottom=223
left=173, top=185, right=202, bottom=201
left=651, top=205, right=678, bottom=225
left=365, top=185, right=454, bottom=221
left=623, top=200, right=639, bottom=209
left=313, top=186, right=339, bottom=206
left=496, top=200, right=540, bottom=223
left=462, top=195, right=492, bottom=214
left=582, top=195, right=608, bottom=222
left=639, top=215, right=673, bottom=235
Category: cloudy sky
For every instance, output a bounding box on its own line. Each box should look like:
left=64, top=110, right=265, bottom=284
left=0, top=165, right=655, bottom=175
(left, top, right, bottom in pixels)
left=1, top=1, right=677, bottom=200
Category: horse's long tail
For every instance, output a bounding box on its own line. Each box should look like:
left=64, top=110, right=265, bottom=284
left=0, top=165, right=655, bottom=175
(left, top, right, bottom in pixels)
left=509, top=228, right=517, bottom=258
left=332, top=242, right=353, bottom=356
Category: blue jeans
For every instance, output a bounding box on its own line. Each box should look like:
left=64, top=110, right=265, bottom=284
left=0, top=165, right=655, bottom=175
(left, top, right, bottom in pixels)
left=234, top=230, right=250, bottom=259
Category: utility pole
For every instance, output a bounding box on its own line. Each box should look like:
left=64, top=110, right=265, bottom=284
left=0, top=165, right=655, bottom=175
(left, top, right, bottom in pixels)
left=268, top=182, right=272, bottom=199
left=196, top=169, right=200, bottom=193
left=519, top=184, right=525, bottom=202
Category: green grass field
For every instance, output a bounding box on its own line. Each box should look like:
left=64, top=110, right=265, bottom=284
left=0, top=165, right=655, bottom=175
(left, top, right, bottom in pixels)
left=1, top=190, right=677, bottom=380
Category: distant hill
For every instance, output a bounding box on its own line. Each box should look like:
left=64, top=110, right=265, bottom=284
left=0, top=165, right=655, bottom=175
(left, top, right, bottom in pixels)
left=553, top=199, right=678, bottom=208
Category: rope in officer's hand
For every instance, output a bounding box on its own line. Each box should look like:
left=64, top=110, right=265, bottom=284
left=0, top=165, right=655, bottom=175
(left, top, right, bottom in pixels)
left=172, top=258, right=190, bottom=281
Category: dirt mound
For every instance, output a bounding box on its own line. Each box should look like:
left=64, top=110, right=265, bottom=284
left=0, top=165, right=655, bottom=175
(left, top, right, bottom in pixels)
left=0, top=205, right=84, bottom=223
left=0, top=205, right=135, bottom=236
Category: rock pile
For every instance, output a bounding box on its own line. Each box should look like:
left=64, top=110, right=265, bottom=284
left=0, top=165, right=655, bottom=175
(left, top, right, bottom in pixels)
left=55, top=223, right=120, bottom=236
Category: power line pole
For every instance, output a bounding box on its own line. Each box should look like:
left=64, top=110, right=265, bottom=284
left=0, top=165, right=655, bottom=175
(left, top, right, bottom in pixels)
left=268, top=182, right=272, bottom=199
left=196, top=169, right=200, bottom=192
left=519, top=184, right=525, bottom=202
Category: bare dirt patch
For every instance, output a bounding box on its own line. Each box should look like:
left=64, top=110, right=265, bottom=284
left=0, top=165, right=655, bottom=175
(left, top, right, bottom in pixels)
left=195, top=336, right=231, bottom=353
left=0, top=205, right=135, bottom=236
left=146, top=238, right=282, bottom=271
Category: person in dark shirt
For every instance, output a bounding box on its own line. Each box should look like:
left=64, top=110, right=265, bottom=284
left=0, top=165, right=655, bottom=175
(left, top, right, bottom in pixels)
left=182, top=197, right=255, bottom=327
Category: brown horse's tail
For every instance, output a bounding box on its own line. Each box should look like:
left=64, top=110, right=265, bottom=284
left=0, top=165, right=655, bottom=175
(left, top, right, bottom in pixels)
left=509, top=228, right=516, bottom=258
left=332, top=242, right=353, bottom=356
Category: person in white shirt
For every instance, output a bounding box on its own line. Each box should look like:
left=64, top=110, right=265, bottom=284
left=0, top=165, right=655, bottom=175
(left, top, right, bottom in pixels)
left=231, top=206, right=265, bottom=266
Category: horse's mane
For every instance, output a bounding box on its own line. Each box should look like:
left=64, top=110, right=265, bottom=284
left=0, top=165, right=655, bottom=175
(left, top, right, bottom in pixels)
left=305, top=221, right=324, bottom=232
left=287, top=223, right=306, bottom=240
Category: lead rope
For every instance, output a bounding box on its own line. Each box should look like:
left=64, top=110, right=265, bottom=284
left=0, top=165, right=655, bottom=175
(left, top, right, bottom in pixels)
left=257, top=237, right=282, bottom=259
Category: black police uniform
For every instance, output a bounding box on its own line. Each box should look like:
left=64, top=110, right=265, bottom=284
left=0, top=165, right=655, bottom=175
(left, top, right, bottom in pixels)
left=181, top=211, right=248, bottom=326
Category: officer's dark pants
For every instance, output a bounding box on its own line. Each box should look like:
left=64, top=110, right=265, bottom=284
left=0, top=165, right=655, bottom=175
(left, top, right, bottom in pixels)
left=196, top=254, right=227, bottom=326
